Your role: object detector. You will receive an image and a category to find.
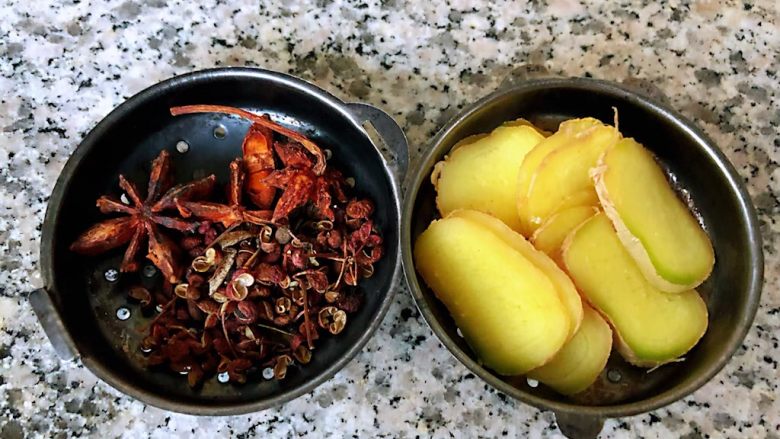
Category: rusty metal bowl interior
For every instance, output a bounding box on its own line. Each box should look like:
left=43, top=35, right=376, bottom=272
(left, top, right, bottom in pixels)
left=32, top=68, right=407, bottom=415
left=401, top=78, right=763, bottom=437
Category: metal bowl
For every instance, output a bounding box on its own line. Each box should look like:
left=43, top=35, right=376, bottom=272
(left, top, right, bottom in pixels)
left=401, top=78, right=763, bottom=438
left=31, top=67, right=408, bottom=415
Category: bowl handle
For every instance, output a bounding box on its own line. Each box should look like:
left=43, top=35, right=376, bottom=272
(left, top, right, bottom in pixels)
left=554, top=412, right=604, bottom=439
left=29, top=288, right=79, bottom=362
left=346, top=103, right=409, bottom=185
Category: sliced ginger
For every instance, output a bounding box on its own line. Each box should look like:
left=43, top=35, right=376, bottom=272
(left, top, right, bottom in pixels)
left=518, top=119, right=620, bottom=235
left=549, top=188, right=599, bottom=216
left=562, top=213, right=708, bottom=367
left=417, top=114, right=715, bottom=393
left=593, top=137, right=715, bottom=292
left=433, top=121, right=545, bottom=231
left=414, top=214, right=570, bottom=375
left=448, top=210, right=583, bottom=340
left=516, top=119, right=605, bottom=235
left=531, top=205, right=599, bottom=260
left=528, top=305, right=612, bottom=395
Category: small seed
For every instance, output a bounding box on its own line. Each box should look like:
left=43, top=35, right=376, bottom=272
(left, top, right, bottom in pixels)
left=193, top=247, right=218, bottom=272
left=259, top=225, right=273, bottom=243
left=227, top=281, right=249, bottom=302
left=330, top=309, right=347, bottom=334
left=217, top=371, right=230, bottom=383
left=315, top=220, right=333, bottom=231
left=174, top=283, right=189, bottom=298
left=273, top=355, right=293, bottom=380
left=120, top=193, right=130, bottom=204
left=262, top=367, right=274, bottom=380
left=291, top=288, right=305, bottom=306
left=234, top=272, right=255, bottom=287
left=527, top=378, right=539, bottom=388
left=192, top=258, right=213, bottom=272
left=607, top=368, right=622, bottom=383
left=318, top=306, right=336, bottom=328
left=293, top=345, right=312, bottom=364
left=276, top=297, right=291, bottom=314
left=360, top=264, right=374, bottom=278
left=318, top=306, right=347, bottom=334
left=275, top=226, right=292, bottom=244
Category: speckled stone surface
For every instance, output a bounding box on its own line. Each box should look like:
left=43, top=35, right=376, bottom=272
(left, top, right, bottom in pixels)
left=0, top=0, right=778, bottom=437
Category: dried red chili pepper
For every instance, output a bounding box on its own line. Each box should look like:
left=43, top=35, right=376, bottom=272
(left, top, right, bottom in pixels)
left=170, top=105, right=326, bottom=175
left=264, top=166, right=347, bottom=222
left=177, top=159, right=272, bottom=228
left=242, top=122, right=277, bottom=208
left=346, top=199, right=374, bottom=219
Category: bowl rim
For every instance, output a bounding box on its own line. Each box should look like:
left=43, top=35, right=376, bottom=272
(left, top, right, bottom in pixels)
left=39, top=67, right=404, bottom=415
left=401, top=76, right=764, bottom=418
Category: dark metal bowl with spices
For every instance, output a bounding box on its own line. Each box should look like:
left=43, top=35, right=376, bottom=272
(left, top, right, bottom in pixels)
left=30, top=68, right=408, bottom=415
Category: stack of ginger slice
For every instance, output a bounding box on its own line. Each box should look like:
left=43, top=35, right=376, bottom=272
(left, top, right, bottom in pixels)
left=415, top=117, right=714, bottom=395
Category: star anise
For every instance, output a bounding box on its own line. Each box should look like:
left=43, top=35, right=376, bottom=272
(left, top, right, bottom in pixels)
left=264, top=141, right=348, bottom=222
left=176, top=159, right=273, bottom=228
left=70, top=150, right=216, bottom=282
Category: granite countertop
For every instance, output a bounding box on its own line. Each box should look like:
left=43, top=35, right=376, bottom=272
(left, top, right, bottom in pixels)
left=1, top=0, right=778, bottom=437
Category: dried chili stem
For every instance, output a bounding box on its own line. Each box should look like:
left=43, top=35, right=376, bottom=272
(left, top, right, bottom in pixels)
left=333, top=238, right=348, bottom=290
left=220, top=311, right=237, bottom=357
left=242, top=247, right=263, bottom=269
left=255, top=322, right=295, bottom=337
left=170, top=105, right=326, bottom=175
left=302, top=287, right=313, bottom=350
left=313, top=254, right=345, bottom=262
left=142, top=297, right=178, bottom=331
left=168, top=325, right=199, bottom=339
left=205, top=222, right=240, bottom=251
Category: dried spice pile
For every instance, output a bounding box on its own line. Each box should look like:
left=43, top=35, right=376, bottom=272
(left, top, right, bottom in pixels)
left=70, top=106, right=383, bottom=386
